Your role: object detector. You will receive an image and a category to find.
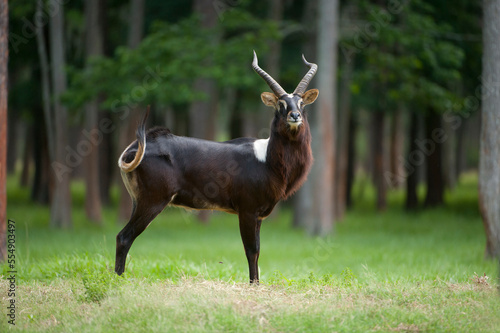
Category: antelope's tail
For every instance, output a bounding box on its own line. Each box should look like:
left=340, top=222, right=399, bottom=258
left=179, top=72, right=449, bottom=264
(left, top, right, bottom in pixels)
left=118, top=107, right=150, bottom=173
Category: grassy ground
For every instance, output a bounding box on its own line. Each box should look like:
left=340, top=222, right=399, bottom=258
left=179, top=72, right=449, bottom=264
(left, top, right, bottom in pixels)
left=1, top=173, right=499, bottom=332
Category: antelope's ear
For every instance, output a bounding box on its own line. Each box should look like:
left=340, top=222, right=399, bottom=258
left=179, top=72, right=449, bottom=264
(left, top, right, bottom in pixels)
left=302, top=89, right=319, bottom=105
left=261, top=92, right=279, bottom=108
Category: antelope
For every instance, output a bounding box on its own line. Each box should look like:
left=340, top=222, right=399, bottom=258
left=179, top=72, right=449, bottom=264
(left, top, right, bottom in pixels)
left=115, top=51, right=318, bottom=283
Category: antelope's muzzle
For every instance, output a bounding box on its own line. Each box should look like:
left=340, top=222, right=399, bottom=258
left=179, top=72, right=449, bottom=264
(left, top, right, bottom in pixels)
left=287, top=111, right=302, bottom=127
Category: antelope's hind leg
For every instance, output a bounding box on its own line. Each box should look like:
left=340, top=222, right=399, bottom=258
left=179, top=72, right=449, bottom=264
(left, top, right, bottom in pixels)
left=115, top=197, right=169, bottom=275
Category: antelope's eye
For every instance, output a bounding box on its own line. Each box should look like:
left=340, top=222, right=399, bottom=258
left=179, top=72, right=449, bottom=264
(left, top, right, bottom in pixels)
left=279, top=100, right=287, bottom=110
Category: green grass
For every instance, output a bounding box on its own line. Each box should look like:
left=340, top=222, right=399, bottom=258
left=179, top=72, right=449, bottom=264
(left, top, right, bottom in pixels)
left=1, top=173, right=499, bottom=332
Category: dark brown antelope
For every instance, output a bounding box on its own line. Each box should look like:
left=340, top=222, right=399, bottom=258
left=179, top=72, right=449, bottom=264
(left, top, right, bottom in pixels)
left=115, top=51, right=318, bottom=283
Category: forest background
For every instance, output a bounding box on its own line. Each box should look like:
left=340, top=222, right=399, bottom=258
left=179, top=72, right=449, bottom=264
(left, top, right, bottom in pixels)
left=0, top=0, right=499, bottom=331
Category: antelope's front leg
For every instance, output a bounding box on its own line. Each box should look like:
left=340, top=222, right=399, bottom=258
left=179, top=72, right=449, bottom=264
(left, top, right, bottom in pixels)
left=238, top=212, right=262, bottom=284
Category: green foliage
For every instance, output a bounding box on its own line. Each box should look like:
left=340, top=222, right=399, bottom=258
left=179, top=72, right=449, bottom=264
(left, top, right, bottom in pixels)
left=346, top=0, right=466, bottom=114
left=63, top=10, right=281, bottom=114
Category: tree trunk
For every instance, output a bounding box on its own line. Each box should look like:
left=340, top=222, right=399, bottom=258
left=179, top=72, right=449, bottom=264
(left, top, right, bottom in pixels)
left=48, top=0, right=72, bottom=228
left=118, top=0, right=145, bottom=223
left=389, top=108, right=404, bottom=189
left=99, top=109, right=113, bottom=206
left=455, top=119, right=467, bottom=178
left=31, top=110, right=50, bottom=204
left=228, top=89, right=244, bottom=139
left=6, top=111, right=18, bottom=173
left=35, top=0, right=53, bottom=205
left=345, top=112, right=356, bottom=209
left=189, top=0, right=221, bottom=223
left=372, top=111, right=387, bottom=211
left=256, top=0, right=284, bottom=134
left=293, top=0, right=317, bottom=229
left=442, top=118, right=457, bottom=189
left=83, top=0, right=104, bottom=223
left=188, top=79, right=218, bottom=140
left=479, top=0, right=500, bottom=259
left=335, top=56, right=354, bottom=220
left=98, top=0, right=112, bottom=206
left=267, top=0, right=283, bottom=77
left=405, top=111, right=419, bottom=210
left=20, top=125, right=33, bottom=187
left=188, top=0, right=219, bottom=141
left=423, top=111, right=444, bottom=207
left=307, top=0, right=339, bottom=235
left=0, top=0, right=7, bottom=261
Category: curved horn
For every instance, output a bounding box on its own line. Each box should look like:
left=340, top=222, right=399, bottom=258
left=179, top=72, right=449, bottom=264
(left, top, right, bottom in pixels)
left=252, top=51, right=287, bottom=97
left=293, top=54, right=318, bottom=95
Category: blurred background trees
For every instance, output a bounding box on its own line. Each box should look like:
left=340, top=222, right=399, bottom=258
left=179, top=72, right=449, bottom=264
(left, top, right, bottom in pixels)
left=0, top=0, right=7, bottom=261
left=5, top=0, right=495, bottom=254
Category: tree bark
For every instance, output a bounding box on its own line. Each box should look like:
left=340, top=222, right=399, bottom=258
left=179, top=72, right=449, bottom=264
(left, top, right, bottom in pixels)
left=306, top=0, right=339, bottom=235
left=20, top=126, right=33, bottom=187
left=31, top=109, right=50, bottom=204
left=345, top=113, right=356, bottom=209
left=35, top=0, right=53, bottom=206
left=118, top=0, right=145, bottom=223
left=6, top=111, right=18, bottom=173
left=189, top=0, right=221, bottom=223
left=83, top=0, right=104, bottom=223
left=0, top=0, right=8, bottom=261
left=423, top=111, right=444, bottom=207
left=293, top=0, right=317, bottom=229
left=455, top=119, right=467, bottom=178
left=188, top=0, right=219, bottom=141
left=48, top=0, right=72, bottom=228
left=372, top=111, right=387, bottom=211
left=405, top=111, right=419, bottom=210
left=98, top=0, right=112, bottom=206
left=256, top=0, right=284, bottom=134
left=479, top=0, right=500, bottom=259
left=442, top=118, right=457, bottom=189
left=335, top=56, right=354, bottom=220
left=228, top=89, right=244, bottom=139
left=389, top=108, right=404, bottom=188
left=267, top=0, right=283, bottom=75
left=99, top=109, right=113, bottom=206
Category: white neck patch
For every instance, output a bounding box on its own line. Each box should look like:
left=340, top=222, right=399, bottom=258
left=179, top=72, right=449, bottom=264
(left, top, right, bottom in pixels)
left=253, top=138, right=269, bottom=163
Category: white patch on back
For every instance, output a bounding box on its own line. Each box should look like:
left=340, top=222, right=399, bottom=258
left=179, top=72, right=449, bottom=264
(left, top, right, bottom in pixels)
left=253, top=138, right=269, bottom=163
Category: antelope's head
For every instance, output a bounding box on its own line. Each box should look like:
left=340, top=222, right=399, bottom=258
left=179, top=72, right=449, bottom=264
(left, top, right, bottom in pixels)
left=252, top=51, right=319, bottom=136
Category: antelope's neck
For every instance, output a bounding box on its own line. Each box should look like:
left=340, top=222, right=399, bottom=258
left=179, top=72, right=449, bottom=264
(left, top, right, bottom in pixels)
left=266, top=128, right=313, bottom=199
